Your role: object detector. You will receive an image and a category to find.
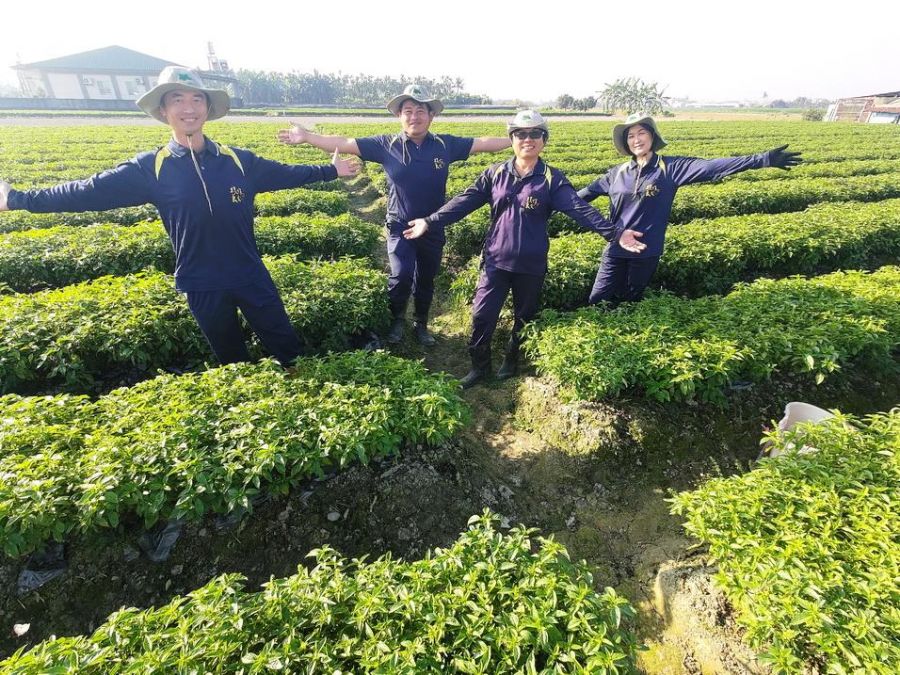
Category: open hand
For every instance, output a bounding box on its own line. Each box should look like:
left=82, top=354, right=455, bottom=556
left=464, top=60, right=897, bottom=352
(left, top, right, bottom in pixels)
left=0, top=180, right=10, bottom=212
left=331, top=148, right=360, bottom=177
left=768, top=144, right=802, bottom=170
left=404, top=218, right=429, bottom=239
left=618, top=229, right=645, bottom=253
left=276, top=123, right=308, bottom=145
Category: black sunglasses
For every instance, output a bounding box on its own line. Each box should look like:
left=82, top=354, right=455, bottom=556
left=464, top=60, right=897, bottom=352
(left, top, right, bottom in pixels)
left=511, top=129, right=546, bottom=140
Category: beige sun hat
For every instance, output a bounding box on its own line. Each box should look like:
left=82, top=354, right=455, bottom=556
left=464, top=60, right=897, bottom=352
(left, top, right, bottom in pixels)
left=612, top=112, right=667, bottom=156
left=137, top=66, right=231, bottom=123
left=386, top=84, right=445, bottom=116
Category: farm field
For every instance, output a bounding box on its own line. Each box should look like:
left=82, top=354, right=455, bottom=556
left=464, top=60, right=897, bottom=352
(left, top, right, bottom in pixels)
left=0, top=118, right=897, bottom=673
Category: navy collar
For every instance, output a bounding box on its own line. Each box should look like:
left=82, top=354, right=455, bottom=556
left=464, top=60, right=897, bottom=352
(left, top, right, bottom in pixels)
left=502, top=156, right=545, bottom=181
left=166, top=135, right=219, bottom=158
left=397, top=131, right=435, bottom=145
left=628, top=153, right=659, bottom=170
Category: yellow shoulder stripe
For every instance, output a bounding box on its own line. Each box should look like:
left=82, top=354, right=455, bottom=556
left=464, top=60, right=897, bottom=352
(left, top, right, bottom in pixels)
left=154, top=146, right=172, bottom=179
left=217, top=144, right=245, bottom=175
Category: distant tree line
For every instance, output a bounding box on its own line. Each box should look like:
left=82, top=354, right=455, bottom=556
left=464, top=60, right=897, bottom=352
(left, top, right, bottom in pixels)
left=769, top=96, right=832, bottom=109
left=557, top=77, right=669, bottom=115
left=555, top=94, right=598, bottom=111
left=235, top=70, right=492, bottom=106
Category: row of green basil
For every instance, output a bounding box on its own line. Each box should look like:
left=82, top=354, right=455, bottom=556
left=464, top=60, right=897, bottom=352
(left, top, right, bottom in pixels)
left=2, top=513, right=637, bottom=672
left=0, top=352, right=468, bottom=559
left=671, top=410, right=899, bottom=674
left=0, top=256, right=389, bottom=393
left=523, top=267, right=899, bottom=403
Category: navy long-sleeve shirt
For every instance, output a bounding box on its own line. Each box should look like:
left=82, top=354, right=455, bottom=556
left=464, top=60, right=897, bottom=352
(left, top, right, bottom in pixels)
left=356, top=132, right=473, bottom=227
left=7, top=136, right=338, bottom=291
left=578, top=152, right=771, bottom=258
left=426, top=158, right=620, bottom=275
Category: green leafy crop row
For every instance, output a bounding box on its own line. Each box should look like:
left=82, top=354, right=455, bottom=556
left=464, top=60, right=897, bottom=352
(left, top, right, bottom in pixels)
left=0, top=352, right=468, bottom=558
left=2, top=512, right=638, bottom=673
left=670, top=410, right=899, bottom=674
left=524, top=267, right=899, bottom=403
left=668, top=173, right=900, bottom=223
left=450, top=199, right=900, bottom=308
left=0, top=213, right=380, bottom=292
left=0, top=257, right=389, bottom=393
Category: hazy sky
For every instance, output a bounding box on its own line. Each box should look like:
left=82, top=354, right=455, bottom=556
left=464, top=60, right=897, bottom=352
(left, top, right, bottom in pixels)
left=2, top=0, right=894, bottom=103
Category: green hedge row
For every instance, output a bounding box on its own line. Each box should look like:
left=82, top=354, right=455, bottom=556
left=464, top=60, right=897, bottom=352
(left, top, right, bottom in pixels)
left=669, top=173, right=900, bottom=224
left=2, top=513, right=638, bottom=673
left=0, top=188, right=350, bottom=234
left=671, top=410, right=900, bottom=674
left=524, top=267, right=899, bottom=403
left=0, top=213, right=381, bottom=292
left=449, top=199, right=900, bottom=308
left=0, top=256, right=389, bottom=393
left=0, top=353, right=468, bottom=559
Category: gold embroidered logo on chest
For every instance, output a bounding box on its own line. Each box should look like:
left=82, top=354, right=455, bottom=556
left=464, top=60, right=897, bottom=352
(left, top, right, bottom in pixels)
left=523, top=195, right=540, bottom=210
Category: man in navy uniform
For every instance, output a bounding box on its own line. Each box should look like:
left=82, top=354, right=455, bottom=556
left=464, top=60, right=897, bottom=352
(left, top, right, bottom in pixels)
left=0, top=66, right=359, bottom=367
left=278, top=85, right=510, bottom=346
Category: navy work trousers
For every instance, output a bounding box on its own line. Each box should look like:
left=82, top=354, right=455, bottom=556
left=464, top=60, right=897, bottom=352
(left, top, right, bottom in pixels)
left=185, top=279, right=303, bottom=366
left=589, top=249, right=661, bottom=306
left=470, top=265, right=545, bottom=349
left=386, top=223, right=444, bottom=321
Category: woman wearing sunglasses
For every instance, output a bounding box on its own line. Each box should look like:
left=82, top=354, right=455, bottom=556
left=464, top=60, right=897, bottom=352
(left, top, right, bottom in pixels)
left=404, top=110, right=645, bottom=388
left=578, top=112, right=801, bottom=307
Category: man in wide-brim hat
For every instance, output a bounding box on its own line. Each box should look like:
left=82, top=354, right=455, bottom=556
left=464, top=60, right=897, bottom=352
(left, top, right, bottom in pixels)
left=278, top=84, right=510, bottom=348
left=0, top=65, right=359, bottom=367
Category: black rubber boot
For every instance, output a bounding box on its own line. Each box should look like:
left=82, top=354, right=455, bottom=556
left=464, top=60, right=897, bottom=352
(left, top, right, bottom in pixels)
left=412, top=321, right=436, bottom=347
left=496, top=339, right=519, bottom=380
left=386, top=298, right=408, bottom=344
left=386, top=317, right=405, bottom=344
left=460, top=344, right=492, bottom=389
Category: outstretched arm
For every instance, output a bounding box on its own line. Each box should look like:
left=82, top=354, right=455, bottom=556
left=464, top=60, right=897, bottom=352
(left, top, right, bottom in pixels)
left=668, top=145, right=803, bottom=186
left=554, top=181, right=645, bottom=253
left=1, top=161, right=152, bottom=213
left=404, top=170, right=493, bottom=239
left=470, top=136, right=512, bottom=154
left=276, top=123, right=361, bottom=156
left=250, top=147, right=359, bottom=193
left=577, top=172, right=613, bottom=203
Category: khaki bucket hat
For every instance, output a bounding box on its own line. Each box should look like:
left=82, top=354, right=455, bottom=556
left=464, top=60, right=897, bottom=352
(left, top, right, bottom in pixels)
left=612, top=112, right=667, bottom=156
left=137, top=66, right=231, bottom=123
left=386, top=84, right=445, bottom=116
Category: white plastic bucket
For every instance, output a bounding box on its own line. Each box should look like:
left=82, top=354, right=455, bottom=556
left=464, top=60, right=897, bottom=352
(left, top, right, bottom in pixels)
left=768, top=402, right=834, bottom=457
